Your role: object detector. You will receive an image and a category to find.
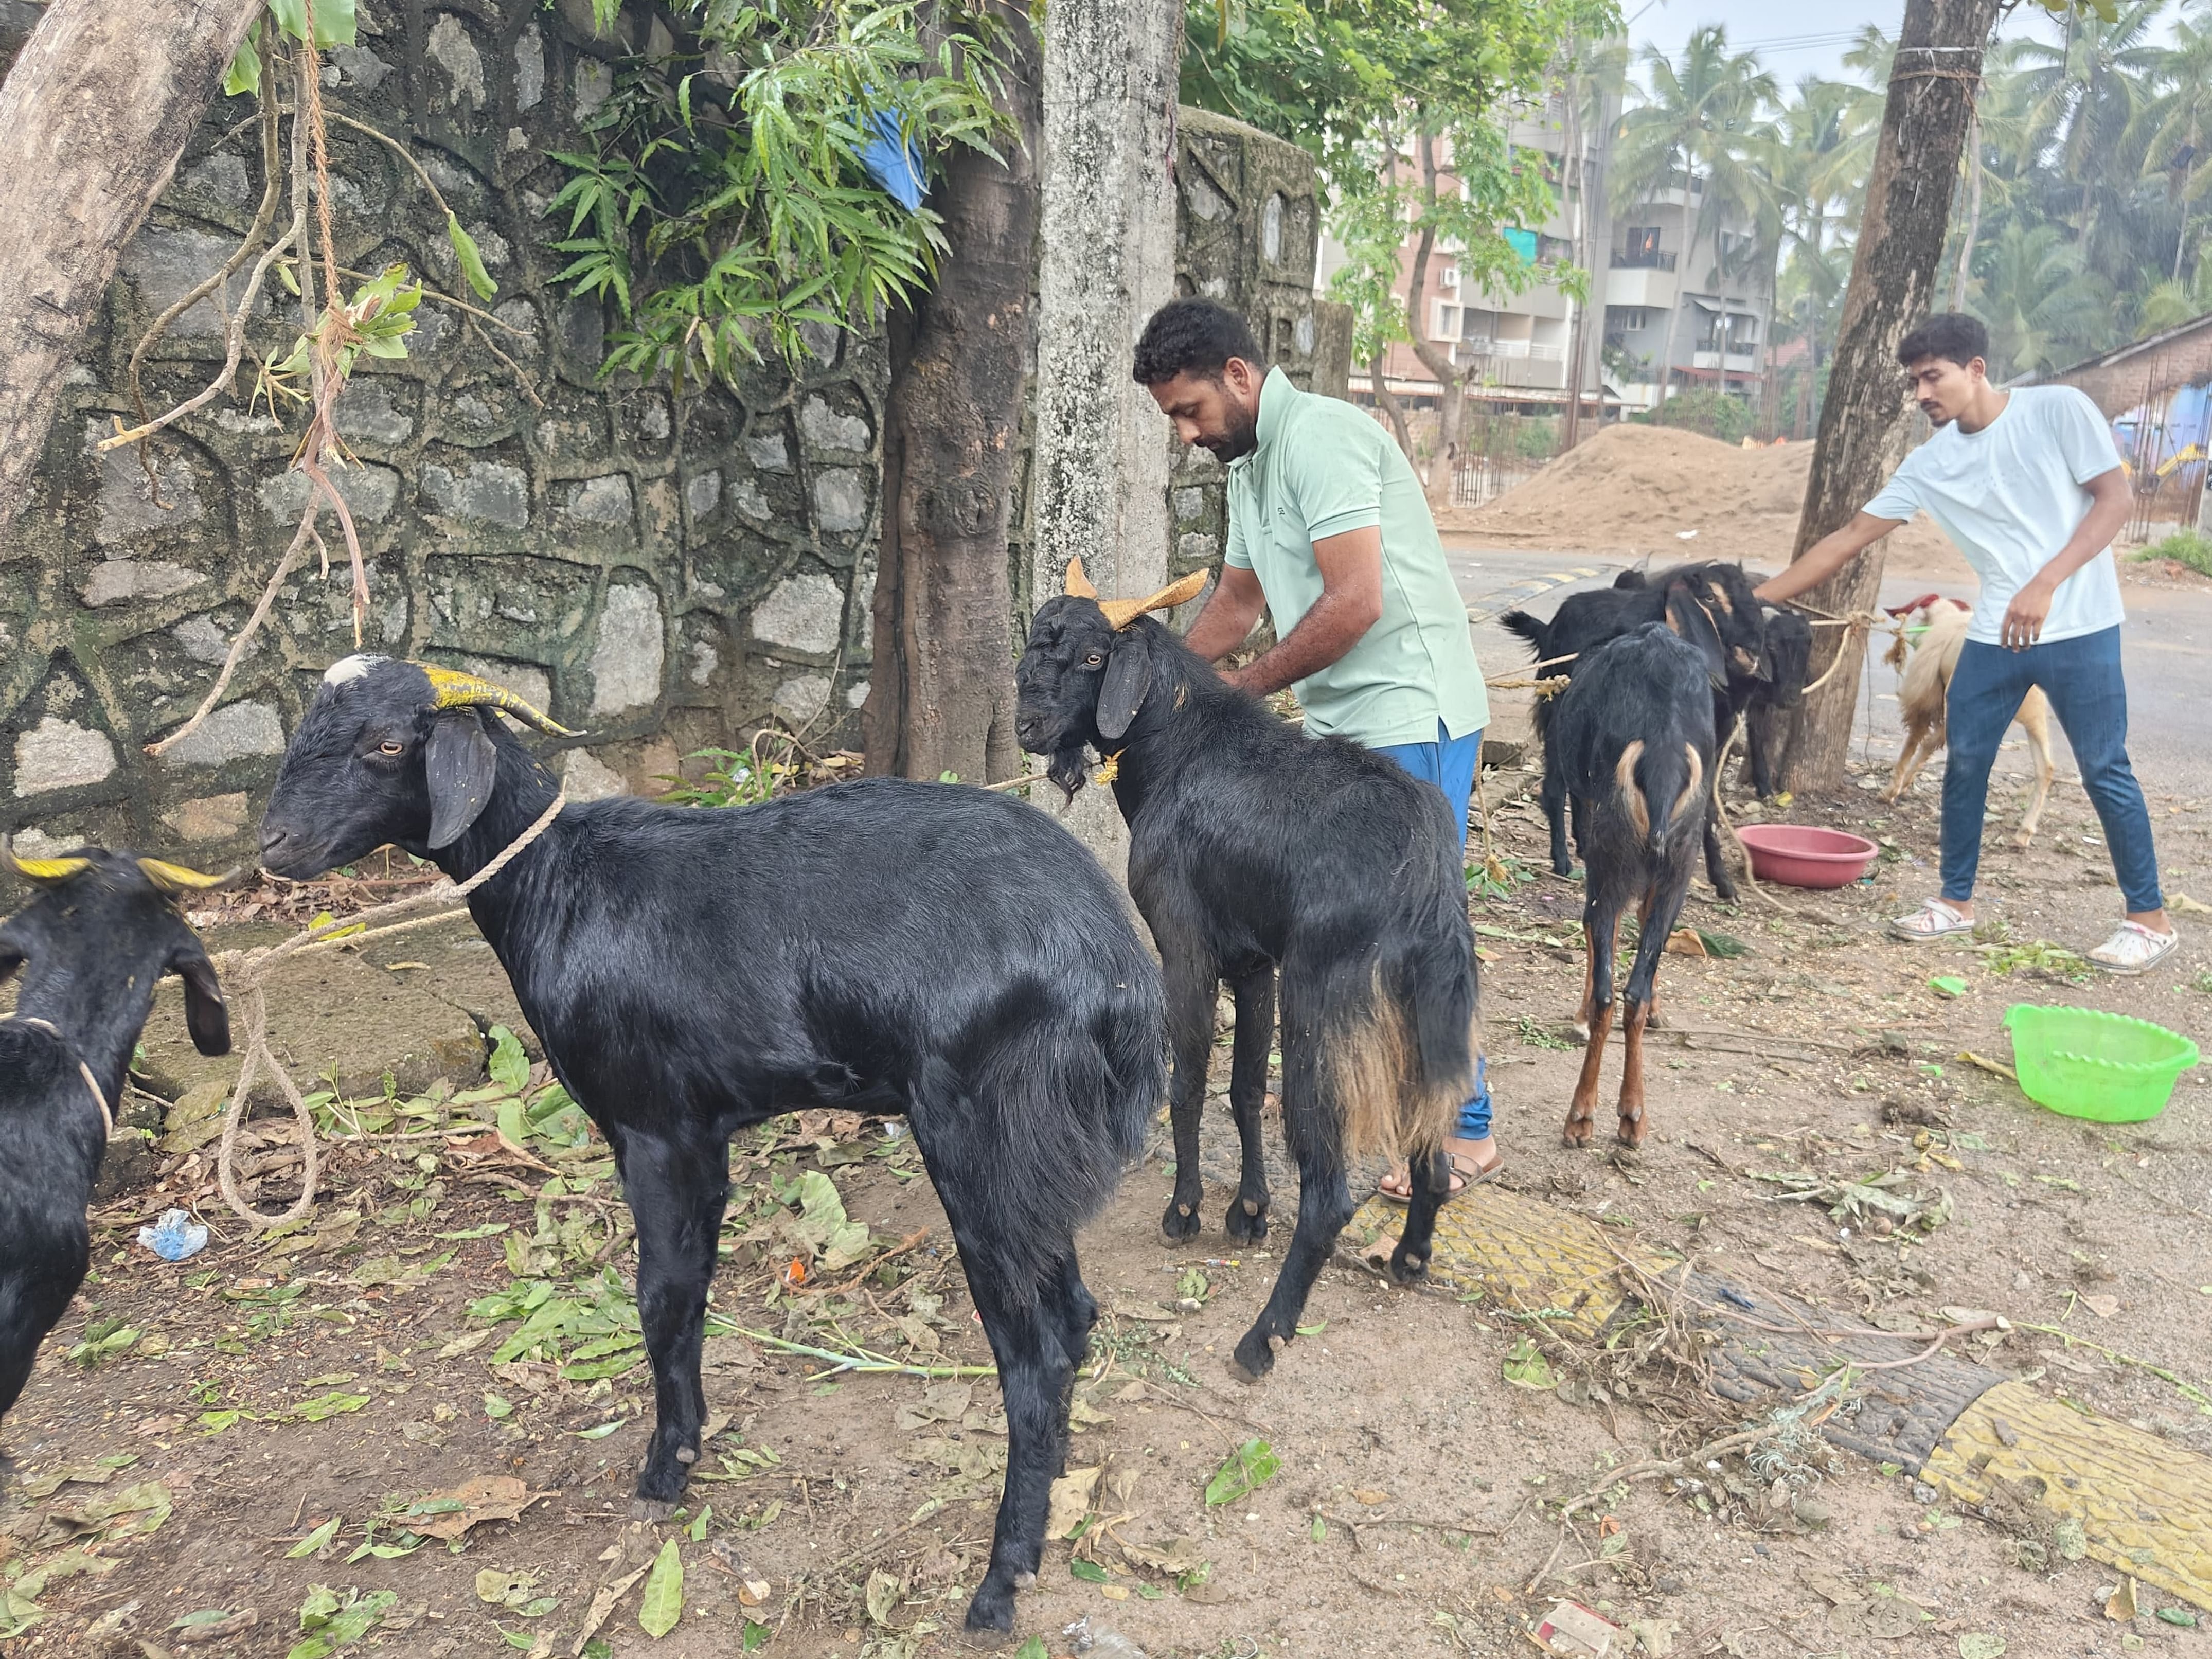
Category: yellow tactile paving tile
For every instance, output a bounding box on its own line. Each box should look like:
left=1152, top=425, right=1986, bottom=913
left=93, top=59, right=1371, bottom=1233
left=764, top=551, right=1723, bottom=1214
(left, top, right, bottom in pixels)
left=1922, top=1380, right=2212, bottom=1612
left=1348, top=1185, right=1657, bottom=1340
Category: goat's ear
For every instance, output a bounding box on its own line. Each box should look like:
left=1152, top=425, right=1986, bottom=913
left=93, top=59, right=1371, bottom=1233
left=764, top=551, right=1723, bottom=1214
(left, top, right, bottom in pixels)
left=1665, top=585, right=1729, bottom=689
left=1096, top=634, right=1154, bottom=742
left=166, top=937, right=230, bottom=1057
left=425, top=709, right=500, bottom=849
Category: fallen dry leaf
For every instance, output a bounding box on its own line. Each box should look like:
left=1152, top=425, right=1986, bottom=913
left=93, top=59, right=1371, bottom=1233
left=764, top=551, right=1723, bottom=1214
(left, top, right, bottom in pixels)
left=2080, top=1294, right=2120, bottom=1320
left=409, top=1475, right=555, bottom=1541
left=1350, top=1489, right=1392, bottom=1506
left=1046, top=1467, right=1101, bottom=1541
left=2107, top=1577, right=2139, bottom=1621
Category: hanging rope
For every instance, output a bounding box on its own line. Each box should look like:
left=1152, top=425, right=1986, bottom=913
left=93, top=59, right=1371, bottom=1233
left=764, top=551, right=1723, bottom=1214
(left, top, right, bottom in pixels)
left=212, top=791, right=567, bottom=1229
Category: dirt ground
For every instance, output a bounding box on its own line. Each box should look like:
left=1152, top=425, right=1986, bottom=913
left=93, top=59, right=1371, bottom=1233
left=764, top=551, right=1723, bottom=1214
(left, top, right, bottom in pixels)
left=1442, top=424, right=1977, bottom=581
left=6, top=578, right=2212, bottom=1659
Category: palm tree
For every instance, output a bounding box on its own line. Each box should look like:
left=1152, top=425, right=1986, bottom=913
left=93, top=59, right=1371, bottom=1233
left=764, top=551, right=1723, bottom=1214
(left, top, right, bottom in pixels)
left=1612, top=25, right=1778, bottom=407
left=2130, top=2, right=2212, bottom=287
left=1973, top=219, right=2114, bottom=377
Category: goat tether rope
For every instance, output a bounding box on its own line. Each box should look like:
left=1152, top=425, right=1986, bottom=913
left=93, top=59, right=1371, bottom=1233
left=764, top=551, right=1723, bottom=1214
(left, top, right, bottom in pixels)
left=212, top=790, right=566, bottom=1229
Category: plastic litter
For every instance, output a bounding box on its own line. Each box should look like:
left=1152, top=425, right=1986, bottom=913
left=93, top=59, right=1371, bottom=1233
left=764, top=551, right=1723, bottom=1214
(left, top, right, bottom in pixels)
left=1063, top=1616, right=1149, bottom=1657
left=137, top=1207, right=208, bottom=1261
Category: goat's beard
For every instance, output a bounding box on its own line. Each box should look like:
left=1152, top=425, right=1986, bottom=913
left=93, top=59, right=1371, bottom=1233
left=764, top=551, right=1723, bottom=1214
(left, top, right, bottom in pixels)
left=1046, top=744, right=1091, bottom=803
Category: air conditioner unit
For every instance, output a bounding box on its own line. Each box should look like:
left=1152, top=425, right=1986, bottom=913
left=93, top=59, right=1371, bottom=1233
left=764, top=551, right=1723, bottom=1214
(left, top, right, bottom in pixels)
left=1439, top=266, right=1460, bottom=291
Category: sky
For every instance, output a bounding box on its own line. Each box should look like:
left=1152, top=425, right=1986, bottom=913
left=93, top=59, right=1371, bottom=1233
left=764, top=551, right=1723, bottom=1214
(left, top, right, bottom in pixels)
left=1627, top=0, right=2111, bottom=91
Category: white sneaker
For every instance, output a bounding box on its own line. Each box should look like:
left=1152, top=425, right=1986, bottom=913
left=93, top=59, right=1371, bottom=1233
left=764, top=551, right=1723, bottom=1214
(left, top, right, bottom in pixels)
left=1889, top=898, right=1975, bottom=941
left=2088, top=920, right=2179, bottom=975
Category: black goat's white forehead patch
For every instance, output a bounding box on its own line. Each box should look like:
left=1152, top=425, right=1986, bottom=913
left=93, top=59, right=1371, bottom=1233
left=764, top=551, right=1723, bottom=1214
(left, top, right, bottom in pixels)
left=323, top=653, right=390, bottom=686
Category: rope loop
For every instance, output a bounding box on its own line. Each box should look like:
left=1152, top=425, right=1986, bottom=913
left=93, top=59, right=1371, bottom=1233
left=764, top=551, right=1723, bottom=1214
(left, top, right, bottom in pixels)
left=210, top=790, right=566, bottom=1229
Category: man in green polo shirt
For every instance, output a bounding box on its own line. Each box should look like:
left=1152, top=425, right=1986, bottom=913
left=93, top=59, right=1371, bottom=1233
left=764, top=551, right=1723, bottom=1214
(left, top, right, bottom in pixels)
left=1130, top=297, right=1499, bottom=1197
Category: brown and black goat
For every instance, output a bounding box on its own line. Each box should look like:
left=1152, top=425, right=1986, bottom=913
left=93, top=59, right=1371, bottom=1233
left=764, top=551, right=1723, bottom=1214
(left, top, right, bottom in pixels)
left=1014, top=562, right=1479, bottom=1384
left=1548, top=622, right=1721, bottom=1148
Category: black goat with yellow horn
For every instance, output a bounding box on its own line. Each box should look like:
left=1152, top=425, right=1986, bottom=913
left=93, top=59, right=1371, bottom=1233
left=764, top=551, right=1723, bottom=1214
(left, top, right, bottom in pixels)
left=2, top=841, right=233, bottom=1430
left=258, top=653, right=1166, bottom=1642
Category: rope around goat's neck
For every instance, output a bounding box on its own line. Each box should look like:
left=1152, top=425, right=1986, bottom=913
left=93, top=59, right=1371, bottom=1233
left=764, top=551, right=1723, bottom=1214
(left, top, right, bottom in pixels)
left=4, top=1015, right=113, bottom=1140
left=213, top=790, right=567, bottom=1231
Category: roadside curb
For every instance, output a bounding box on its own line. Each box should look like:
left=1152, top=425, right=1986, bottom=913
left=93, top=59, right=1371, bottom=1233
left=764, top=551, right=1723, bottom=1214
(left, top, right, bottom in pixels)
left=1351, top=1184, right=2212, bottom=1610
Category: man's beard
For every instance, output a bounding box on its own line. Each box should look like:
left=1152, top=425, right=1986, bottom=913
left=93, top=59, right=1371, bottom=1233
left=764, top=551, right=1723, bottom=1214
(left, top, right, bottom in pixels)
left=1200, top=401, right=1259, bottom=462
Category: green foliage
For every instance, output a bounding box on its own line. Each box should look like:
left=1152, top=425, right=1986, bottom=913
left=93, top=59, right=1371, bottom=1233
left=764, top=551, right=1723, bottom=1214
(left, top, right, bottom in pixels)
left=226, top=0, right=359, bottom=99
left=2140, top=528, right=2212, bottom=576
left=546, top=1, right=1016, bottom=386
left=658, top=745, right=796, bottom=808
left=638, top=1540, right=685, bottom=1638
left=1185, top=0, right=1614, bottom=383
left=1632, top=385, right=1751, bottom=443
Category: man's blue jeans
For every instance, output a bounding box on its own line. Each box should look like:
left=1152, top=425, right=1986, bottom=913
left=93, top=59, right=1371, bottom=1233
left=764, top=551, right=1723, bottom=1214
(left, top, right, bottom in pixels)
left=1371, top=719, right=1491, bottom=1144
left=1942, top=626, right=2162, bottom=914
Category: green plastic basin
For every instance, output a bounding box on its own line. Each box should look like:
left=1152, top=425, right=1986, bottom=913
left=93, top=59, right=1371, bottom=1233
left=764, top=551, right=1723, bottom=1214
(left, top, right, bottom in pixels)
left=2003, top=1004, right=2199, bottom=1123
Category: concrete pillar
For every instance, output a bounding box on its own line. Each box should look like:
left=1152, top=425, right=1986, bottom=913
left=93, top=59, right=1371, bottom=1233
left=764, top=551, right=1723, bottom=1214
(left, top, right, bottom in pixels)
left=1027, top=0, right=1183, bottom=873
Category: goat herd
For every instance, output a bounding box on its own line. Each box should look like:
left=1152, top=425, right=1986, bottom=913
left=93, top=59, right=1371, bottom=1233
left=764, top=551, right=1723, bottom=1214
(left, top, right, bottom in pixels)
left=0, top=558, right=1812, bottom=1639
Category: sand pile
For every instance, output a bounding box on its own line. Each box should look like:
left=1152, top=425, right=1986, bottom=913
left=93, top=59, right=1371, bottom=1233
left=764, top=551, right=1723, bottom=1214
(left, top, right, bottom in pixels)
left=1450, top=423, right=1967, bottom=578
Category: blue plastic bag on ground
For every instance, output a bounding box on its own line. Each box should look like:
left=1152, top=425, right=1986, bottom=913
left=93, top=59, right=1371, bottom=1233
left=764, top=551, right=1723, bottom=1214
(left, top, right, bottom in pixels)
left=138, top=1207, right=209, bottom=1261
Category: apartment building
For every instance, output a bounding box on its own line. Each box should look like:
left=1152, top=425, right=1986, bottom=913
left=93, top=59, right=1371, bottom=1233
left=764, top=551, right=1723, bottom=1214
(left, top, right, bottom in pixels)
left=1319, top=96, right=1771, bottom=421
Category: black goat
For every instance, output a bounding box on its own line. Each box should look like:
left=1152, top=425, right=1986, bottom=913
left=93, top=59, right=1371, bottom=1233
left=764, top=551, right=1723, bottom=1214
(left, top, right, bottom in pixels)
left=1, top=844, right=230, bottom=1429
left=1619, top=569, right=1811, bottom=799
left=1013, top=576, right=1477, bottom=1384
left=259, top=657, right=1165, bottom=1639
left=1547, top=625, right=1719, bottom=1148
left=1740, top=605, right=1812, bottom=799
left=1502, top=561, right=1763, bottom=900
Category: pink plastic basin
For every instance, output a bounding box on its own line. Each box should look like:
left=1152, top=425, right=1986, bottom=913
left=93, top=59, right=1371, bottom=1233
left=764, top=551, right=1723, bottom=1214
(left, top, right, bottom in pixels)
left=1735, top=824, right=1880, bottom=888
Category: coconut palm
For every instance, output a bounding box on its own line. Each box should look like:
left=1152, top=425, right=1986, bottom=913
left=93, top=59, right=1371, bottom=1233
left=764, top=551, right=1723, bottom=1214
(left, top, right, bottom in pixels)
left=1973, top=219, right=2115, bottom=377
left=1612, top=25, right=1779, bottom=406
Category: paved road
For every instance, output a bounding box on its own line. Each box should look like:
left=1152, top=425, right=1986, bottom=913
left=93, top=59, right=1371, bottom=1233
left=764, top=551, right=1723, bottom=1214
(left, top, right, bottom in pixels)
left=1445, top=542, right=2212, bottom=802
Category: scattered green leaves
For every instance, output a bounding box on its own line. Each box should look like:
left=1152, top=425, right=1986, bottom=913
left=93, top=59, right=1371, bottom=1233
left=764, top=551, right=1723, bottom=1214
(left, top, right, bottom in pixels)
left=1204, top=1438, right=1282, bottom=1507
left=638, top=1539, right=684, bottom=1638
left=287, top=1585, right=395, bottom=1659
left=1502, top=1336, right=1557, bottom=1390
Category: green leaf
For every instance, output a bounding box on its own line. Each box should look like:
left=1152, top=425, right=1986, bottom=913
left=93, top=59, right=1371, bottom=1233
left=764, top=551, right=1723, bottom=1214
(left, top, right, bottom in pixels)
left=447, top=213, right=498, bottom=301
left=572, top=1416, right=628, bottom=1439
left=495, top=1095, right=529, bottom=1149
left=483, top=1392, right=514, bottom=1420
left=1958, top=1637, right=2008, bottom=1659
left=2158, top=1609, right=2199, bottom=1628
left=287, top=1390, right=370, bottom=1422
left=287, top=1516, right=341, bottom=1558
left=1309, top=1515, right=1327, bottom=1542
left=1068, top=1557, right=1111, bottom=1584
left=742, top=1623, right=772, bottom=1652
left=224, top=22, right=263, bottom=98
left=638, top=1539, right=684, bottom=1638
left=1929, top=976, right=1969, bottom=998
left=1204, top=1438, right=1282, bottom=1507
left=267, top=0, right=356, bottom=49
left=1013, top=1641, right=1048, bottom=1659
left=1502, top=1337, right=1557, bottom=1390
left=286, top=1587, right=394, bottom=1659
left=687, top=1505, right=711, bottom=1541
left=488, top=1026, right=530, bottom=1092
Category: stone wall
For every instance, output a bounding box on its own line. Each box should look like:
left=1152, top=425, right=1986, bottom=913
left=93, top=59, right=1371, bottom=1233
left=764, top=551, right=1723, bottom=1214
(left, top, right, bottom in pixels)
left=1, top=0, right=884, bottom=858
left=1164, top=107, right=1354, bottom=588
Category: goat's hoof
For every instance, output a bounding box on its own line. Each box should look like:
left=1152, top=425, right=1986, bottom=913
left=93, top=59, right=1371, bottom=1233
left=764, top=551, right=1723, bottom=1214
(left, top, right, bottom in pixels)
left=1226, top=1337, right=1274, bottom=1384
left=1390, top=1250, right=1428, bottom=1284
left=1561, top=1127, right=1593, bottom=1149
left=674, top=1446, right=698, bottom=1466
left=960, top=1592, right=1018, bottom=1645
left=1225, top=1199, right=1270, bottom=1243
left=629, top=1496, right=680, bottom=1522
left=1266, top=1333, right=1286, bottom=1354
left=1159, top=1201, right=1202, bottom=1245
left=1571, top=1020, right=1591, bottom=1043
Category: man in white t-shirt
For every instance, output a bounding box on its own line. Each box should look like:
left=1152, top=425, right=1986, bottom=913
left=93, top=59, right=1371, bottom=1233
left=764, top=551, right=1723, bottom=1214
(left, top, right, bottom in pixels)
left=1757, top=312, right=2174, bottom=974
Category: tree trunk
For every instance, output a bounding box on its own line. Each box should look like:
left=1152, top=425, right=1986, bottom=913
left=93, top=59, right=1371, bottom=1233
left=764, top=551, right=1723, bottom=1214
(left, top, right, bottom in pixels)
left=0, top=0, right=262, bottom=544
left=1950, top=109, right=1983, bottom=308
left=1372, top=348, right=1416, bottom=457
left=861, top=12, right=1042, bottom=783
left=1406, top=129, right=1466, bottom=512
left=1780, top=0, right=2004, bottom=795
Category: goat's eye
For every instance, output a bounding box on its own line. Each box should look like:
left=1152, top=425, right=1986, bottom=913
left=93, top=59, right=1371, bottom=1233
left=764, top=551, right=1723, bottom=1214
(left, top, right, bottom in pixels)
left=377, top=739, right=404, bottom=757
left=1082, top=651, right=1103, bottom=668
